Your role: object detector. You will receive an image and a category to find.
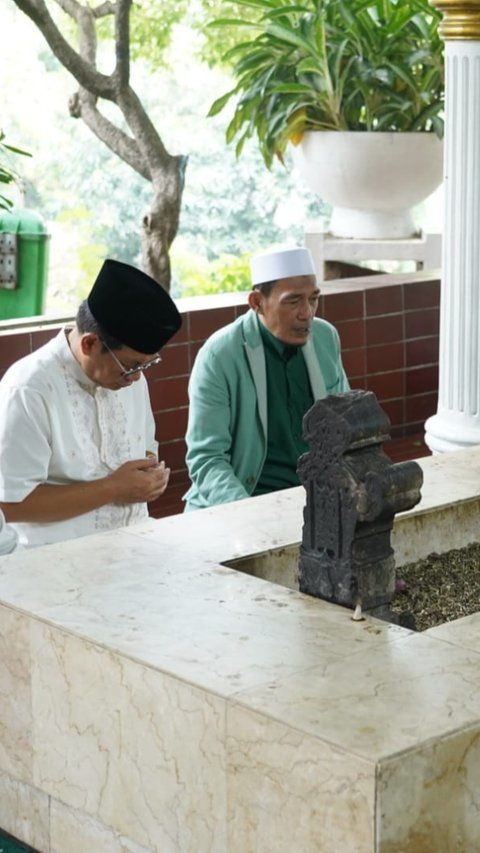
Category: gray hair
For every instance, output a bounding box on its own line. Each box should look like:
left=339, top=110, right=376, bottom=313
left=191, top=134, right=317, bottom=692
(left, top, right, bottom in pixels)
left=75, top=300, right=124, bottom=351
left=252, top=279, right=278, bottom=296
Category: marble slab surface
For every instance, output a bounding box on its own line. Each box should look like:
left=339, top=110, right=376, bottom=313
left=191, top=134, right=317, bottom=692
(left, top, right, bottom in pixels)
left=426, top=611, right=480, bottom=653
left=0, top=521, right=407, bottom=699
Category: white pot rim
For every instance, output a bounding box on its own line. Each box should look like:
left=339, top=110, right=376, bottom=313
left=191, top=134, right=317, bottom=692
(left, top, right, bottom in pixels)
left=299, top=129, right=441, bottom=137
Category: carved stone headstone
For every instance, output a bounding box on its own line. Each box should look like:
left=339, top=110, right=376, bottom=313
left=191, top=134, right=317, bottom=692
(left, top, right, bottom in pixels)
left=297, top=390, right=423, bottom=621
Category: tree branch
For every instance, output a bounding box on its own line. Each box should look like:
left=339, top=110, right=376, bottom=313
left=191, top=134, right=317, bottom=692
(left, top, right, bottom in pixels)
left=117, top=87, right=170, bottom=170
left=12, top=0, right=116, bottom=99
left=55, top=0, right=84, bottom=19
left=11, top=0, right=186, bottom=289
left=92, top=1, right=115, bottom=16
left=114, top=0, right=131, bottom=89
left=69, top=91, right=152, bottom=180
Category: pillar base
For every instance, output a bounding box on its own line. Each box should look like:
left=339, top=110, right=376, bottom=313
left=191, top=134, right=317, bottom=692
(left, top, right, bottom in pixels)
left=425, top=413, right=480, bottom=453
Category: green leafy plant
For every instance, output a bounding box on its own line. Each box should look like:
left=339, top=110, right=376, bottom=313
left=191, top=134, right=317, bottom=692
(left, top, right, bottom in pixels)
left=208, top=0, right=444, bottom=167
left=171, top=244, right=252, bottom=296
left=0, top=131, right=31, bottom=211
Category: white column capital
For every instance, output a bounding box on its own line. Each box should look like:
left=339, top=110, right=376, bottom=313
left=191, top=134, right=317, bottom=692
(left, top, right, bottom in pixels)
left=432, top=1, right=480, bottom=40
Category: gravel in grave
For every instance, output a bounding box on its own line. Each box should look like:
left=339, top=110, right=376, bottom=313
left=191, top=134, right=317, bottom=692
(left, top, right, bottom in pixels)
left=391, top=542, right=480, bottom=632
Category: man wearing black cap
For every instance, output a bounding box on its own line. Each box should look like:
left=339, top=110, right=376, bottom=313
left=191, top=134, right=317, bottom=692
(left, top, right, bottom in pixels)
left=0, top=259, right=182, bottom=548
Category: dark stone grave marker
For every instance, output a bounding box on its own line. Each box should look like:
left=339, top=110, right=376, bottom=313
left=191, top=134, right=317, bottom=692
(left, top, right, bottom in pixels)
left=298, top=390, right=423, bottom=623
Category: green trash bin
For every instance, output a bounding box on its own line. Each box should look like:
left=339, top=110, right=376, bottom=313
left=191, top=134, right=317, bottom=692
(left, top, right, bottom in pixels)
left=0, top=207, right=50, bottom=320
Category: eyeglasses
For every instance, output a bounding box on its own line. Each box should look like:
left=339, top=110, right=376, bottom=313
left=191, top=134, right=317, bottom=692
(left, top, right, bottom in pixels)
left=101, top=340, right=162, bottom=377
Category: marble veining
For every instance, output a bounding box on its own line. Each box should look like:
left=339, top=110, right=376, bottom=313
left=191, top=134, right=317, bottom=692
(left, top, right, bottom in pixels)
left=426, top=611, right=480, bottom=654
left=229, top=630, right=480, bottom=760
left=30, top=621, right=227, bottom=852
left=226, top=703, right=375, bottom=853
left=0, top=606, right=33, bottom=780
left=50, top=799, right=153, bottom=853
left=377, top=724, right=480, bottom=852
left=0, top=769, right=49, bottom=851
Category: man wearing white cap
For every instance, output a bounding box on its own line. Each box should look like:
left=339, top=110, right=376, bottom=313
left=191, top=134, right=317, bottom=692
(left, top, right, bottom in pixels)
left=0, top=259, right=182, bottom=548
left=184, top=244, right=349, bottom=510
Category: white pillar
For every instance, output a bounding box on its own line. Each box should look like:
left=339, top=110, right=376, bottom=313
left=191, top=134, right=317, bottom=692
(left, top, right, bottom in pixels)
left=426, top=5, right=480, bottom=451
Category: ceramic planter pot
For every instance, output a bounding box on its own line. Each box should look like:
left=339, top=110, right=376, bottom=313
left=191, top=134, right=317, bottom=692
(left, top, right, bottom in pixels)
left=291, top=131, right=444, bottom=239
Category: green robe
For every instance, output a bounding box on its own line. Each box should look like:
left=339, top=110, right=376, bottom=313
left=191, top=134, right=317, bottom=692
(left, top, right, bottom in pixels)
left=184, top=309, right=350, bottom=510
left=254, top=322, right=313, bottom=494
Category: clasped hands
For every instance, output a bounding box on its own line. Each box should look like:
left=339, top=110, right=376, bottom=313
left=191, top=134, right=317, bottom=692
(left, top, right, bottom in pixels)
left=109, top=456, right=170, bottom=504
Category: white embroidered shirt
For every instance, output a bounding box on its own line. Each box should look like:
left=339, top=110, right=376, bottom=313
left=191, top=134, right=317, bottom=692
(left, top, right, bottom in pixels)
left=0, top=330, right=158, bottom=547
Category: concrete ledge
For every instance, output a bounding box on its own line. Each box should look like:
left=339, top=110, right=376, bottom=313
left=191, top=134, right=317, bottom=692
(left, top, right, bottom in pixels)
left=392, top=445, right=480, bottom=566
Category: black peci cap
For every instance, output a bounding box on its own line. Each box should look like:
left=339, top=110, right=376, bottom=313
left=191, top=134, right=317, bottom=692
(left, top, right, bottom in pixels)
left=87, top=259, right=182, bottom=353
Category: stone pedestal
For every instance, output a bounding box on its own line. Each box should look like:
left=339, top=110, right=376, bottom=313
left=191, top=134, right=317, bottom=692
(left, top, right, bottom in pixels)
left=305, top=226, right=441, bottom=282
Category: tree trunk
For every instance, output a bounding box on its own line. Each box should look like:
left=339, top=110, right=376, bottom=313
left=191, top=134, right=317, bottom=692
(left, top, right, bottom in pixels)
left=142, top=155, right=187, bottom=289
left=11, top=0, right=186, bottom=291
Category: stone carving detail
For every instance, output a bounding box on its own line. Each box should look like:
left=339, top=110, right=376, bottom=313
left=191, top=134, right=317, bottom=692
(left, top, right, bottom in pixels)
left=297, top=390, right=423, bottom=621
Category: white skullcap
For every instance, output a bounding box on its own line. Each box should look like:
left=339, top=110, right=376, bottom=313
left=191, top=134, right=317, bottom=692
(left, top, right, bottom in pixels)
left=250, top=245, right=315, bottom=286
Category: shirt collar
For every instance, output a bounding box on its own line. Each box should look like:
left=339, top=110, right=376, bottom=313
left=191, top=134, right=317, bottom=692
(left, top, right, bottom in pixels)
left=258, top=318, right=298, bottom=361
left=55, top=328, right=98, bottom=394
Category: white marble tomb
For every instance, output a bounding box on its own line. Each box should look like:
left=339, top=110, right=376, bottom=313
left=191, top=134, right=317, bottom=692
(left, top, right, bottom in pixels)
left=1, top=447, right=480, bottom=851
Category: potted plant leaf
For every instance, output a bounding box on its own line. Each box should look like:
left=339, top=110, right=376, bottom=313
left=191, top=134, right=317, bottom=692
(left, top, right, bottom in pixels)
left=208, top=0, right=445, bottom=238
left=0, top=131, right=31, bottom=211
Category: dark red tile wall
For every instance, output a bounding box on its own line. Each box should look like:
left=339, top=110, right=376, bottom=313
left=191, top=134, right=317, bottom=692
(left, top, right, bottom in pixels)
left=322, top=290, right=364, bottom=322
left=0, top=273, right=440, bottom=518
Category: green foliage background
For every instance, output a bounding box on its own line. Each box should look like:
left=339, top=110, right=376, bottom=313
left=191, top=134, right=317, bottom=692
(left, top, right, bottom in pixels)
left=1, top=0, right=328, bottom=313
left=208, top=0, right=444, bottom=167
left=0, top=0, right=442, bottom=315
left=0, top=131, right=31, bottom=211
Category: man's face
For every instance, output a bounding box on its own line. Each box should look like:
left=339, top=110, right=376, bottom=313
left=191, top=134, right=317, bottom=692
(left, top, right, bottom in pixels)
left=251, top=275, right=320, bottom=345
left=81, top=336, right=160, bottom=391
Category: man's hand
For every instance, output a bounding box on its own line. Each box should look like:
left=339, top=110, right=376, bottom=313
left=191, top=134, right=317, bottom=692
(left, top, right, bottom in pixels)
left=107, top=457, right=170, bottom=504
left=0, top=457, right=171, bottom=523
